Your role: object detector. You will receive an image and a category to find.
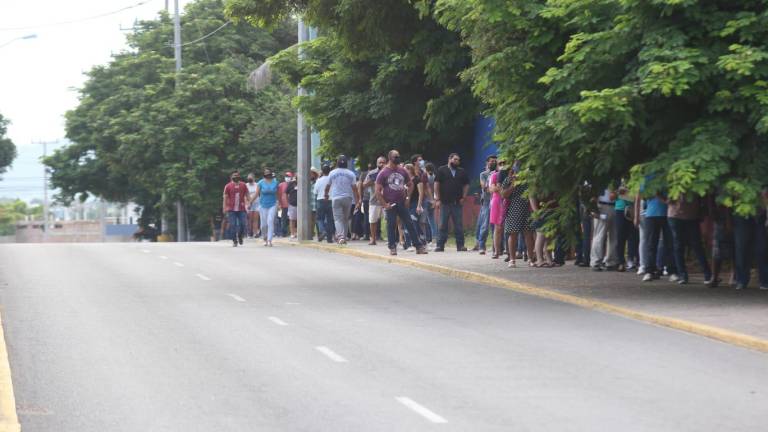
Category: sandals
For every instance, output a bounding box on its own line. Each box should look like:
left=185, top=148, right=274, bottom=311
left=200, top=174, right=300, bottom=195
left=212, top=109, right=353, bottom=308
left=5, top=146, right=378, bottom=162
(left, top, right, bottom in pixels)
left=508, top=260, right=517, bottom=268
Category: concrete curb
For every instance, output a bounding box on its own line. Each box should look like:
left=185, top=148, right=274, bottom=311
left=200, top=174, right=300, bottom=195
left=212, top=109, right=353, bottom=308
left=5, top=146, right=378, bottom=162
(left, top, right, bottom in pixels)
left=286, top=240, right=768, bottom=354
left=0, top=313, right=19, bottom=432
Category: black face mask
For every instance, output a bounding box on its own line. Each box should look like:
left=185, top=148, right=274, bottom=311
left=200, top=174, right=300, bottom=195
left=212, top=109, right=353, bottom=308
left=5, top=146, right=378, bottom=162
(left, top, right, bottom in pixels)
left=264, top=174, right=273, bottom=179
left=391, top=156, right=401, bottom=164
left=489, top=163, right=497, bottom=171
left=232, top=177, right=241, bottom=182
left=449, top=162, right=458, bottom=168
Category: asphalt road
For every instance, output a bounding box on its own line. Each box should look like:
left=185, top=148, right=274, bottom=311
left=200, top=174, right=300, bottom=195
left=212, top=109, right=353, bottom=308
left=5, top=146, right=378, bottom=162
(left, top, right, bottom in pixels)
left=0, top=242, right=767, bottom=432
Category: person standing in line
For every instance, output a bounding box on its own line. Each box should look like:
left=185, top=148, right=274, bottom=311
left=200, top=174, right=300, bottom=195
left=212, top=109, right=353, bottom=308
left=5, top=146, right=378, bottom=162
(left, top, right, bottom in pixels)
left=314, top=164, right=334, bottom=243
left=614, top=183, right=638, bottom=272
left=423, top=162, right=438, bottom=245
left=286, top=174, right=299, bottom=239
left=666, top=193, right=711, bottom=285
left=310, top=168, right=320, bottom=240
left=325, top=155, right=360, bottom=245
left=434, top=153, right=470, bottom=252
left=255, top=168, right=279, bottom=247
left=488, top=159, right=507, bottom=259
left=473, top=155, right=497, bottom=254
left=246, top=173, right=260, bottom=238
left=590, top=186, right=619, bottom=271
left=376, top=150, right=427, bottom=255
left=501, top=166, right=535, bottom=267
left=276, top=172, right=292, bottom=237
left=222, top=171, right=249, bottom=247
left=363, top=156, right=386, bottom=245
left=354, top=163, right=373, bottom=241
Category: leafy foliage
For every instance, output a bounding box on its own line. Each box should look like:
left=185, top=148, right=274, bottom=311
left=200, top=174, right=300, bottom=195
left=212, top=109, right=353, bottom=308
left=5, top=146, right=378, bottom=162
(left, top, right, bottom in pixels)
left=434, top=0, right=768, bottom=220
left=0, top=200, right=41, bottom=236
left=0, top=114, right=17, bottom=177
left=225, top=0, right=479, bottom=163
left=46, top=0, right=296, bottom=238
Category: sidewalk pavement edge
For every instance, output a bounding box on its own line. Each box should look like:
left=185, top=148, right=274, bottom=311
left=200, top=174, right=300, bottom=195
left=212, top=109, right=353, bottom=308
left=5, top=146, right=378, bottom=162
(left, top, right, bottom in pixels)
left=287, top=240, right=768, bottom=354
left=0, top=313, right=19, bottom=432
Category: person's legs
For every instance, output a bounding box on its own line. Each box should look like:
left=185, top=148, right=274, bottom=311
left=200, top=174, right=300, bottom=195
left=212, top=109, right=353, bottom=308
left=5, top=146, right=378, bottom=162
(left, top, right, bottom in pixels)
left=581, top=213, right=592, bottom=265
left=506, top=232, right=518, bottom=265
left=426, top=202, right=436, bottom=243
left=604, top=206, right=619, bottom=267
left=661, top=218, right=677, bottom=275
left=362, top=200, right=370, bottom=240
left=590, top=215, right=606, bottom=268
left=227, top=211, right=238, bottom=244
left=436, top=204, right=451, bottom=248
left=686, top=220, right=712, bottom=280
left=534, top=231, right=546, bottom=265
left=267, top=206, right=277, bottom=242
left=332, top=198, right=344, bottom=241
left=493, top=224, right=503, bottom=258
left=615, top=210, right=628, bottom=266
left=638, top=214, right=647, bottom=271
left=385, top=207, right=399, bottom=251
left=259, top=207, right=268, bottom=241
left=399, top=204, right=423, bottom=249
left=524, top=230, right=536, bottom=263
left=668, top=217, right=688, bottom=281
left=451, top=203, right=466, bottom=249
left=478, top=204, right=491, bottom=251
left=644, top=217, right=662, bottom=276
left=236, top=211, right=247, bottom=242
left=755, top=213, right=768, bottom=287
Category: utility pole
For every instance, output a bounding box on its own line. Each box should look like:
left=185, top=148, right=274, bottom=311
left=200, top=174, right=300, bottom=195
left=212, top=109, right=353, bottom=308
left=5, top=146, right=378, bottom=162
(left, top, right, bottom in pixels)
left=34, top=140, right=56, bottom=242
left=173, top=0, right=188, bottom=242
left=296, top=19, right=312, bottom=241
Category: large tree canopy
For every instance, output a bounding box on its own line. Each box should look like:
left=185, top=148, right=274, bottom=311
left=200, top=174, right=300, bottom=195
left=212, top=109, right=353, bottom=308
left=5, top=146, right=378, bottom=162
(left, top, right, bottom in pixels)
left=434, top=0, right=768, bottom=217
left=0, top=114, right=17, bottom=177
left=47, top=0, right=297, bottom=238
left=225, top=0, right=480, bottom=162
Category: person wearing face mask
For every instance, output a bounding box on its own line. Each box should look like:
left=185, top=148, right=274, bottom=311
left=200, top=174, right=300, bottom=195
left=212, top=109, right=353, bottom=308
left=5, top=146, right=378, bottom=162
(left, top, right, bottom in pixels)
left=325, top=155, right=360, bottom=245
left=276, top=172, right=293, bottom=238
left=434, top=153, right=470, bottom=252
left=313, top=164, right=334, bottom=243
left=245, top=173, right=260, bottom=239
left=423, top=162, right=437, bottom=245
left=255, top=168, right=279, bottom=247
left=222, top=171, right=249, bottom=247
left=375, top=150, right=427, bottom=255
left=363, top=156, right=387, bottom=245
left=473, top=155, right=497, bottom=255
left=403, top=154, right=428, bottom=250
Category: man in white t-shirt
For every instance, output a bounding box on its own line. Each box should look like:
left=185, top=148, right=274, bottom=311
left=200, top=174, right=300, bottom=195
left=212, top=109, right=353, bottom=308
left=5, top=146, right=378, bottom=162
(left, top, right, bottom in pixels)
left=363, top=156, right=386, bottom=245
left=324, top=155, right=361, bottom=244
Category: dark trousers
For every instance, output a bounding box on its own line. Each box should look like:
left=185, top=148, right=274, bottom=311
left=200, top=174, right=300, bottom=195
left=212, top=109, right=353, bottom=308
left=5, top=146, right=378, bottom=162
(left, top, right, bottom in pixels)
left=577, top=212, right=592, bottom=264
left=733, top=214, right=768, bottom=287
left=316, top=200, right=335, bottom=243
left=645, top=216, right=676, bottom=275
left=403, top=200, right=425, bottom=249
left=668, top=218, right=711, bottom=281
left=615, top=210, right=639, bottom=265
left=227, top=211, right=247, bottom=242
left=279, top=207, right=289, bottom=236
left=386, top=202, right=423, bottom=250
left=437, top=203, right=465, bottom=249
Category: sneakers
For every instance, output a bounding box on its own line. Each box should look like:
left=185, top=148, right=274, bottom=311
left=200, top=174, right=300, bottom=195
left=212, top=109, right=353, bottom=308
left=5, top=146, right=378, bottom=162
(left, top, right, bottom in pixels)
left=592, top=265, right=603, bottom=272
left=668, top=274, right=681, bottom=283
left=735, top=283, right=746, bottom=290
left=389, top=248, right=397, bottom=256
left=642, top=273, right=653, bottom=282
left=406, top=246, right=416, bottom=252
left=232, top=240, right=238, bottom=247
left=433, top=247, right=445, bottom=252
left=760, top=285, right=768, bottom=291
left=416, top=247, right=428, bottom=255
left=471, top=245, right=480, bottom=251
left=457, top=246, right=468, bottom=252
left=636, top=266, right=645, bottom=275
left=479, top=249, right=486, bottom=255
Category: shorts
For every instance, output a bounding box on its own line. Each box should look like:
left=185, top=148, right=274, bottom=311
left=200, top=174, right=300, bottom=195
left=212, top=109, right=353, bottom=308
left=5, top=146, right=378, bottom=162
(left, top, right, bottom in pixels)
left=249, top=200, right=259, bottom=212
left=288, top=205, right=297, bottom=221
left=368, top=205, right=383, bottom=224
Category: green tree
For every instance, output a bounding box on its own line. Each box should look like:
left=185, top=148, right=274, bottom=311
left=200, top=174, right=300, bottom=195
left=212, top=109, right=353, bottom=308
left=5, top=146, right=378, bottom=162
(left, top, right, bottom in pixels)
left=225, top=0, right=479, bottom=162
left=46, top=0, right=297, bottom=238
left=0, top=200, right=40, bottom=236
left=434, top=0, right=768, bottom=220
left=0, top=113, right=17, bottom=176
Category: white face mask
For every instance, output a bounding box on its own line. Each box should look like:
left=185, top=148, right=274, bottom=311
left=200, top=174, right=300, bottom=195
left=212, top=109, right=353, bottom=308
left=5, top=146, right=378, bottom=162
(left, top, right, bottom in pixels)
left=285, top=177, right=291, bottom=182
left=418, top=160, right=425, bottom=169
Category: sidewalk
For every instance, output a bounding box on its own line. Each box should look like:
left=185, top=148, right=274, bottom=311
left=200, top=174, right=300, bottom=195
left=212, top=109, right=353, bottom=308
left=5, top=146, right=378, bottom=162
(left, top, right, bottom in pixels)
left=280, top=238, right=768, bottom=350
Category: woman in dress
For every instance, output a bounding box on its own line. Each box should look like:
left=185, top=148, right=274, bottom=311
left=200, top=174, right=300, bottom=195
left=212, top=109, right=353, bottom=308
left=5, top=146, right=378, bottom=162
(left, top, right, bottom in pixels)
left=488, top=160, right=507, bottom=259
left=502, top=167, right=535, bottom=268
left=246, top=173, right=260, bottom=238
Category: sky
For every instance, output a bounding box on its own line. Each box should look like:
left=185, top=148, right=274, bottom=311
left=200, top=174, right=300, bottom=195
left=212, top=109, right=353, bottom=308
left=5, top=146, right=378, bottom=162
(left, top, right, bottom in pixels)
left=0, top=0, right=192, bottom=202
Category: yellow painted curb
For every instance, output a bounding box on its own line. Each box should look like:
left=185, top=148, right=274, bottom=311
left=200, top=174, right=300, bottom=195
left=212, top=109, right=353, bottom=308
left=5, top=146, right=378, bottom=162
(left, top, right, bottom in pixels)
left=0, top=313, right=19, bottom=432
left=287, top=240, right=768, bottom=354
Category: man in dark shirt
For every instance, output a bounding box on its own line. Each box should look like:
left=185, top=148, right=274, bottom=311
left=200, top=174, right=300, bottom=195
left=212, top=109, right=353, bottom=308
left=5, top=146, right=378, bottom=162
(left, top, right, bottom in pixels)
left=434, top=153, right=470, bottom=252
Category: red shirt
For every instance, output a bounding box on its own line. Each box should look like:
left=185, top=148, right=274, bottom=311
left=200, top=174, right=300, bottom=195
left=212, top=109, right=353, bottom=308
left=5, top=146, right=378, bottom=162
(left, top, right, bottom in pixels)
left=277, top=182, right=290, bottom=208
left=223, top=181, right=249, bottom=212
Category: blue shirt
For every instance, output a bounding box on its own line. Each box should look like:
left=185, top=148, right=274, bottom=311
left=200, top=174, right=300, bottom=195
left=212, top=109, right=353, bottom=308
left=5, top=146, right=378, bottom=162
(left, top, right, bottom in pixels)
left=645, top=197, right=667, bottom=217
left=257, top=179, right=278, bottom=208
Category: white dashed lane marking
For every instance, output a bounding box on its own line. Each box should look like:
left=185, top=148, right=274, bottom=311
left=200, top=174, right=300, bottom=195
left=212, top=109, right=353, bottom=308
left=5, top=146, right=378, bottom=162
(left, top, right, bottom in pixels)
left=227, top=294, right=246, bottom=302
left=196, top=273, right=211, bottom=281
left=173, top=262, right=184, bottom=267
left=315, top=346, right=348, bottom=363
left=395, top=397, right=448, bottom=424
left=268, top=316, right=288, bottom=326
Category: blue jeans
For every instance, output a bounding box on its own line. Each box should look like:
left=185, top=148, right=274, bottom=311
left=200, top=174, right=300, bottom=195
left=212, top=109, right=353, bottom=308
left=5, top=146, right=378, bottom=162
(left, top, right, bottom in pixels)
left=644, top=216, right=676, bottom=275
left=475, top=203, right=491, bottom=250
left=227, top=211, right=247, bottom=242
left=733, top=214, right=768, bottom=287
left=425, top=201, right=437, bottom=243
left=316, top=200, right=335, bottom=243
left=403, top=201, right=425, bottom=249
left=386, top=202, right=423, bottom=251
left=437, top=203, right=465, bottom=249
left=667, top=218, right=710, bottom=281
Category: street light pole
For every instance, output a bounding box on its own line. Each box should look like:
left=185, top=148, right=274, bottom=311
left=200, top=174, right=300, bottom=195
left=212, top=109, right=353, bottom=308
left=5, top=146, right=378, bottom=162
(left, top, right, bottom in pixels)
left=296, top=19, right=312, bottom=241
left=0, top=33, right=37, bottom=49
left=173, top=0, right=188, bottom=242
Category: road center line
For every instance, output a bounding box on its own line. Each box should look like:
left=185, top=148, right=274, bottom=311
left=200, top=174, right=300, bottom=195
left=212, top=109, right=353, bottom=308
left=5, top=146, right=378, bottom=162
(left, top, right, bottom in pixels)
left=268, top=316, right=288, bottom=326
left=158, top=255, right=169, bottom=260
left=173, top=262, right=184, bottom=267
left=141, top=249, right=150, bottom=253
left=227, top=294, right=246, bottom=302
left=196, top=273, right=211, bottom=281
left=315, top=346, right=348, bottom=363
left=395, top=397, right=448, bottom=424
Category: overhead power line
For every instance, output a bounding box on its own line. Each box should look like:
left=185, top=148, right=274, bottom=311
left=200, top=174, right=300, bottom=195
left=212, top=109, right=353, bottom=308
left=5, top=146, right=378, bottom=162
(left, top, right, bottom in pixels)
left=172, top=21, right=231, bottom=48
left=0, top=0, right=159, bottom=31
